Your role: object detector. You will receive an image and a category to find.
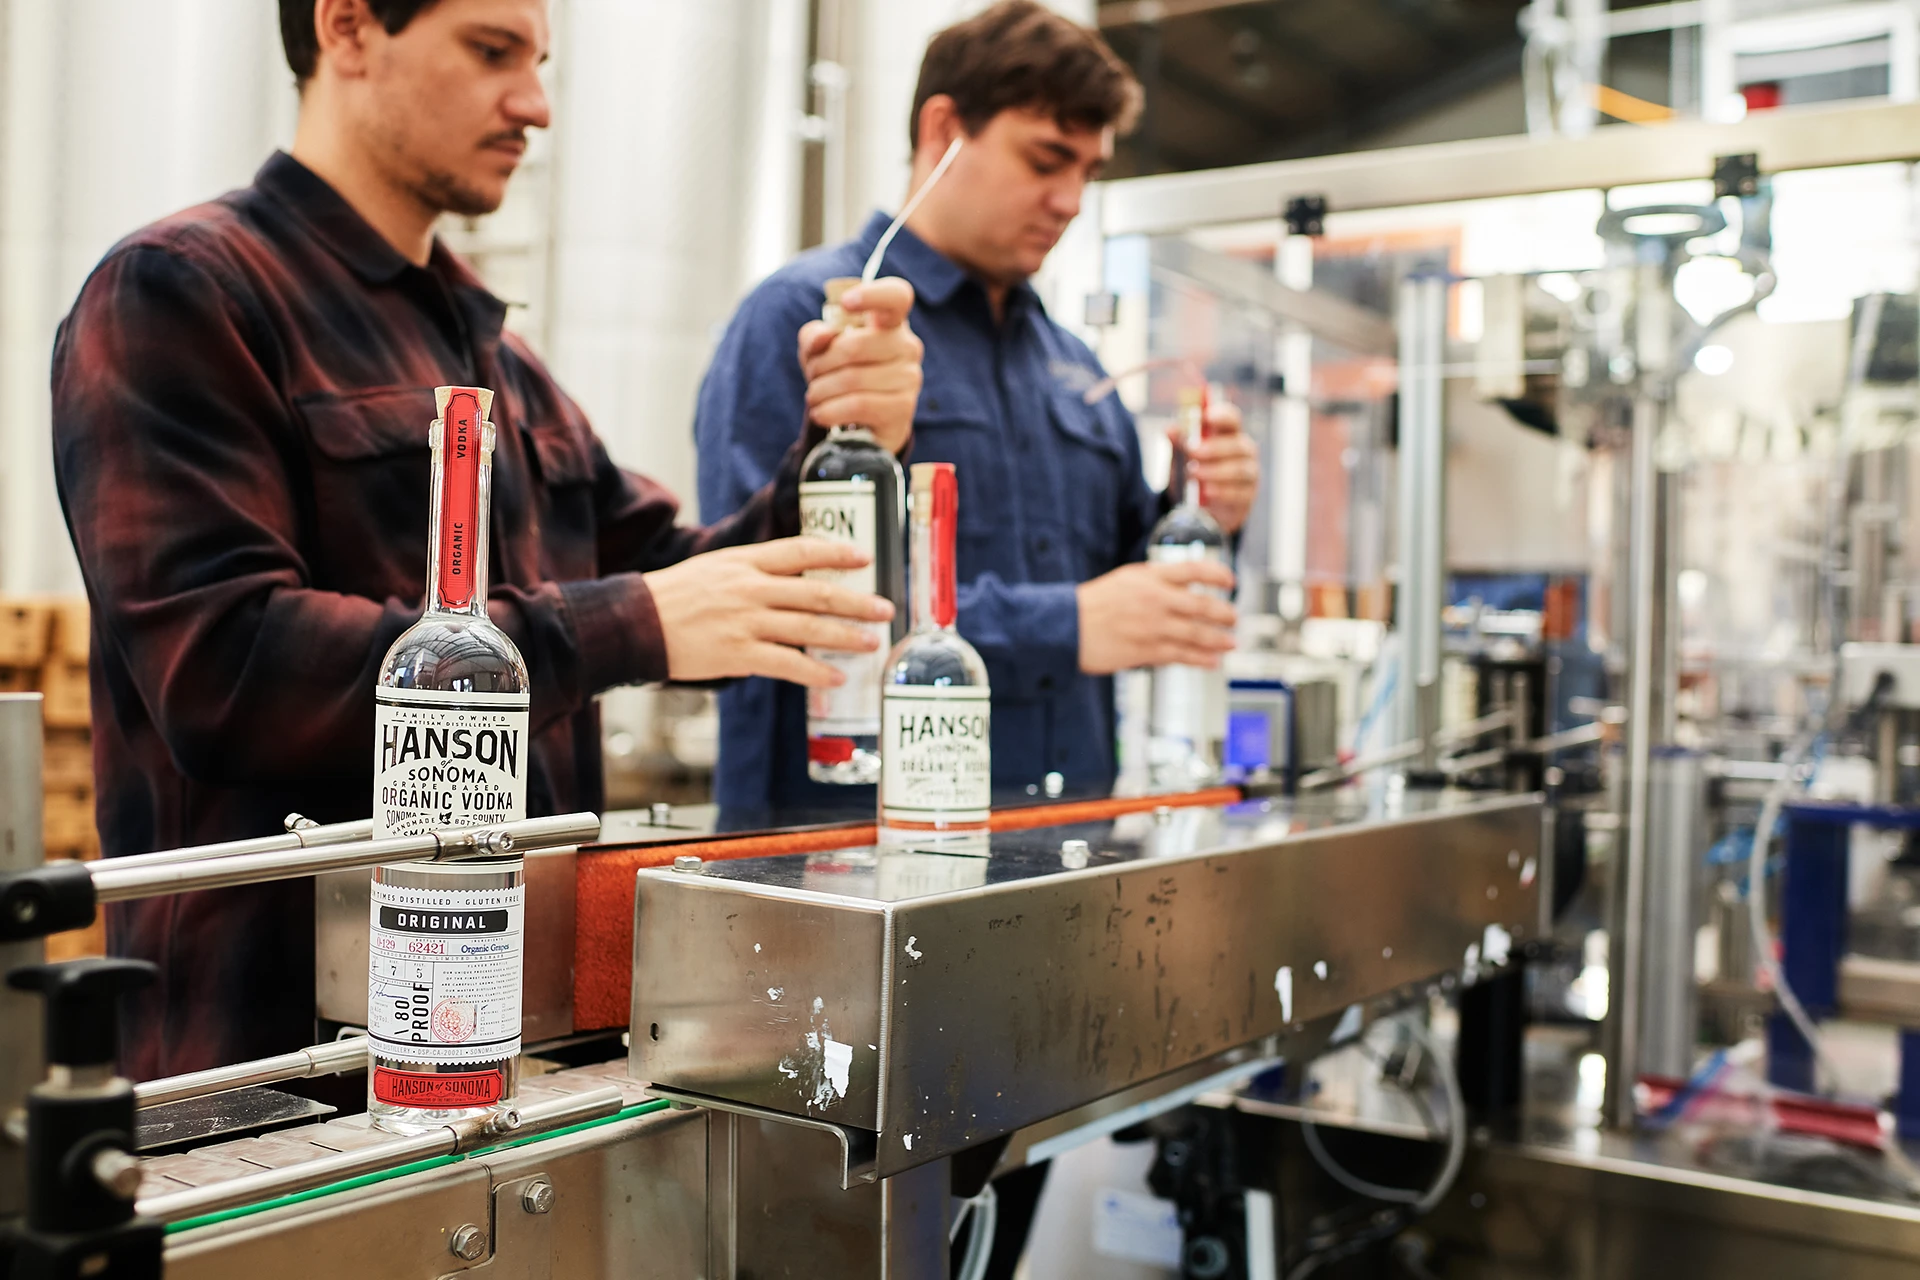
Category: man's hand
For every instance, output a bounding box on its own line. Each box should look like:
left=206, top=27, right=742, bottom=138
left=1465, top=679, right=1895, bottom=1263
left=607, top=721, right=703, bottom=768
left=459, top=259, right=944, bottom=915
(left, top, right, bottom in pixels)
left=1077, top=560, right=1239, bottom=675
left=645, top=538, right=895, bottom=686
left=798, top=277, right=923, bottom=454
left=1170, top=399, right=1259, bottom=535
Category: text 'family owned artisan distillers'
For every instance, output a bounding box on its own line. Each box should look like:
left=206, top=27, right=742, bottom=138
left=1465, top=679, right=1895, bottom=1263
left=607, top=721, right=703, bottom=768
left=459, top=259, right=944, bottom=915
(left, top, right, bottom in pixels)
left=367, top=386, right=528, bottom=1134
left=880, top=462, right=991, bottom=850
left=800, top=277, right=907, bottom=784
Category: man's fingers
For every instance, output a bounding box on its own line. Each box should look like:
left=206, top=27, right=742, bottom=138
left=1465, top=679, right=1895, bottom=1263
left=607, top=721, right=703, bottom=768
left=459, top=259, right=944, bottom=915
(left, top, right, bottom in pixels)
left=1160, top=592, right=1240, bottom=629
left=797, top=320, right=837, bottom=363
left=741, top=640, right=847, bottom=688
left=1202, top=402, right=1244, bottom=435
left=1185, top=436, right=1257, bottom=463
left=756, top=574, right=894, bottom=622
left=838, top=277, right=915, bottom=329
left=803, top=326, right=925, bottom=381
left=810, top=394, right=916, bottom=432
left=804, top=361, right=923, bottom=409
left=755, top=610, right=883, bottom=653
left=743, top=536, right=872, bottom=576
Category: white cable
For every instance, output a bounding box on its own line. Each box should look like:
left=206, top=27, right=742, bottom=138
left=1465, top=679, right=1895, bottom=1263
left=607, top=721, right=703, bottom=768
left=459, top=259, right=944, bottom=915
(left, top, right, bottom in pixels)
left=953, top=1182, right=998, bottom=1280
left=1296, top=1016, right=1467, bottom=1216
left=861, top=137, right=964, bottom=284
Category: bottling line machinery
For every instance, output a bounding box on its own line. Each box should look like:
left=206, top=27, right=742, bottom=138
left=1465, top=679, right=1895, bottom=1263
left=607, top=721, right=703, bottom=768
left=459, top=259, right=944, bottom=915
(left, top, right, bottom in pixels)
left=17, top=90, right=1920, bottom=1279
left=0, top=689, right=1539, bottom=1277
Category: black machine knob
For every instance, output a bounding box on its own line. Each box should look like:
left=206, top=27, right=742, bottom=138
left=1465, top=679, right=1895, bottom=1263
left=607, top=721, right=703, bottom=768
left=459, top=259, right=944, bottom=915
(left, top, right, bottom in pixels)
left=8, top=958, right=156, bottom=1070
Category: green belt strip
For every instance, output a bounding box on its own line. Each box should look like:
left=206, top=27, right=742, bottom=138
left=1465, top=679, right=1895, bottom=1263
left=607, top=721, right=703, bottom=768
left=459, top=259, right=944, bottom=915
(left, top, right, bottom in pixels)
left=164, top=1099, right=672, bottom=1236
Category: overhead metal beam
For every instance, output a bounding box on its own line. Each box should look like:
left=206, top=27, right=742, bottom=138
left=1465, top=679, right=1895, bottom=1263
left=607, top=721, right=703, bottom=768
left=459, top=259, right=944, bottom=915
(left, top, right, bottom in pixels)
left=1100, top=97, right=1920, bottom=235
left=1148, top=235, right=1397, bottom=356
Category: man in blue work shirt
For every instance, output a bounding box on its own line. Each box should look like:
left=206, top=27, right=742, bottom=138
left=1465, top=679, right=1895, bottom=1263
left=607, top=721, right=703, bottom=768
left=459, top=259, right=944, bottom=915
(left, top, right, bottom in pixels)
left=696, top=0, right=1259, bottom=813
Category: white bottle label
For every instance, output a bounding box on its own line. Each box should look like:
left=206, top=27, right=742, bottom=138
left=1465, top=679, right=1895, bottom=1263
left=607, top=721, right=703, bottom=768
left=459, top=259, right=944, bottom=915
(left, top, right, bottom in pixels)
left=880, top=685, right=991, bottom=824
left=373, top=687, right=529, bottom=838
left=801, top=479, right=886, bottom=736
left=368, top=869, right=524, bottom=1088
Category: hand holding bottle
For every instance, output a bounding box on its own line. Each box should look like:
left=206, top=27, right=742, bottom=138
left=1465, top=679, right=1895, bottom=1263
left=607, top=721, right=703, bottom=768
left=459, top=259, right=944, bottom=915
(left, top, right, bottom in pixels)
left=798, top=277, right=923, bottom=454
left=645, top=538, right=896, bottom=686
left=1076, top=560, right=1238, bottom=675
left=1167, top=398, right=1259, bottom=534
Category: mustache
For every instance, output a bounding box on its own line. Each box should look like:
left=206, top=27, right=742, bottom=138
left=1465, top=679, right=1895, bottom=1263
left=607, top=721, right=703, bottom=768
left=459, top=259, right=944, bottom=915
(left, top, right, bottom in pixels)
left=481, top=130, right=529, bottom=150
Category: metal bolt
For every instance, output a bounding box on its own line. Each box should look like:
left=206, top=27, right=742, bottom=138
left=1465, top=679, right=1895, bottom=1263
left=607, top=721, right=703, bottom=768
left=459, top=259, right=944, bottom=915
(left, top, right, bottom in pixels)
left=673, top=855, right=704, bottom=874
left=520, top=1178, right=555, bottom=1214
left=1059, top=838, right=1090, bottom=869
left=90, top=1148, right=142, bottom=1200
left=1153, top=805, right=1173, bottom=824
left=283, top=813, right=318, bottom=831
left=650, top=802, right=673, bottom=826
left=449, top=1224, right=487, bottom=1261
left=1043, top=771, right=1065, bottom=798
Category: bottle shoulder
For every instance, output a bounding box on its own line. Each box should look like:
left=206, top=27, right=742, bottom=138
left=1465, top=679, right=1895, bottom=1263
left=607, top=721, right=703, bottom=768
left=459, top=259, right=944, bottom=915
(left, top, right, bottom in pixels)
left=379, top=614, right=529, bottom=693
left=803, top=429, right=903, bottom=484
left=1150, top=503, right=1227, bottom=548
left=884, top=628, right=989, bottom=689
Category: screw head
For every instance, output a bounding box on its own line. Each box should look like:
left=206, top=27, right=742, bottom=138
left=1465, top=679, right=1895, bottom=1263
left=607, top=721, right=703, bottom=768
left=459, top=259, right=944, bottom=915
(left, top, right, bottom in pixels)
left=449, top=1223, right=487, bottom=1261
left=521, top=1178, right=555, bottom=1214
left=651, top=802, right=674, bottom=826
left=1059, top=838, right=1090, bottom=869
left=673, top=854, right=704, bottom=874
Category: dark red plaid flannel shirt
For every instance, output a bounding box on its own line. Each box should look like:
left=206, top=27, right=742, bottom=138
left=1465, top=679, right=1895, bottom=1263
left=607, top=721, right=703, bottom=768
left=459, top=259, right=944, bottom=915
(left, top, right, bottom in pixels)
left=52, top=152, right=809, bottom=1077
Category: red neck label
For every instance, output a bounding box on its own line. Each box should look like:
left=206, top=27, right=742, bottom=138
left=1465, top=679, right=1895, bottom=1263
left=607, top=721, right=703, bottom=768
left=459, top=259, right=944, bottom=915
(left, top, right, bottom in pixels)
left=439, top=390, right=482, bottom=609
left=929, top=463, right=958, bottom=628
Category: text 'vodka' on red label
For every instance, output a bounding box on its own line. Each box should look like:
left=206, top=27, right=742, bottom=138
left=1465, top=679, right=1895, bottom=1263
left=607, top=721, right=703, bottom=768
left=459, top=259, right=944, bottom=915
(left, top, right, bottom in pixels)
left=440, top=389, right=482, bottom=609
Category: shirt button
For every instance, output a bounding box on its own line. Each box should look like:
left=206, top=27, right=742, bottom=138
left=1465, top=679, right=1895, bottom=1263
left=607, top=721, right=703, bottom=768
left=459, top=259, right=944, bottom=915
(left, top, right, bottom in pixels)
left=1034, top=536, right=1052, bottom=555
left=1037, top=674, right=1055, bottom=692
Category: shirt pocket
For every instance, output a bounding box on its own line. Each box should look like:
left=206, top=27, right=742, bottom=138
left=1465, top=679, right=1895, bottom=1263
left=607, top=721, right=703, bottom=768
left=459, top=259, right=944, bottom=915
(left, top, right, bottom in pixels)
left=912, top=385, right=1000, bottom=540
left=294, top=385, right=437, bottom=594
left=1046, top=387, right=1126, bottom=567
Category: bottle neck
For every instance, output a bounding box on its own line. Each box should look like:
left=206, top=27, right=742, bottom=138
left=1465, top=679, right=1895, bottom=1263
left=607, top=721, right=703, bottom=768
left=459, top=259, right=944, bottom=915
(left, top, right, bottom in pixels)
left=426, top=390, right=493, bottom=619
left=910, top=471, right=959, bottom=633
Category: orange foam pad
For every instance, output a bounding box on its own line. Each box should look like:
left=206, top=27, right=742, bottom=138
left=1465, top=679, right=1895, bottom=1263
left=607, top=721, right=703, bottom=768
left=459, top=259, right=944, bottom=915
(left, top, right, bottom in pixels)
left=572, top=787, right=1243, bottom=1030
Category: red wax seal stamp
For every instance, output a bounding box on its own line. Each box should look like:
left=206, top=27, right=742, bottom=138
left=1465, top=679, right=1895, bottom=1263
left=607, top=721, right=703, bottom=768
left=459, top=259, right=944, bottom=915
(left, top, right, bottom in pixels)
left=432, top=999, right=476, bottom=1043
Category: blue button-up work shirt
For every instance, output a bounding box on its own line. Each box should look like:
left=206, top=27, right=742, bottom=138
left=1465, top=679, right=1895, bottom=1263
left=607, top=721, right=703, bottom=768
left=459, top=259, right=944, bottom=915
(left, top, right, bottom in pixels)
left=695, top=212, right=1165, bottom=811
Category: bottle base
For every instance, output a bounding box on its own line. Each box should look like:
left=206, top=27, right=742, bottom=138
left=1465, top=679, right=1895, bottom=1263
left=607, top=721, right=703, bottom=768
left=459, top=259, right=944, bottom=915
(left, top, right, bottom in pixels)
left=368, top=1098, right=515, bottom=1135
left=808, top=745, right=881, bottom=786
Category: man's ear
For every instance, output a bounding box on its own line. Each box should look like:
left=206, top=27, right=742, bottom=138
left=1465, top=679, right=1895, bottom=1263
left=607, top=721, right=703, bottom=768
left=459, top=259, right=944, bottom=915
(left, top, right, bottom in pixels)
left=312, top=0, right=379, bottom=80
left=915, top=94, right=967, bottom=164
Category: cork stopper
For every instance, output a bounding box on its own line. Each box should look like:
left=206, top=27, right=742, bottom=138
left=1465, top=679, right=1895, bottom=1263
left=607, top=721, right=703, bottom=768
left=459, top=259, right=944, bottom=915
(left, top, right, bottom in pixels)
left=822, top=277, right=869, bottom=333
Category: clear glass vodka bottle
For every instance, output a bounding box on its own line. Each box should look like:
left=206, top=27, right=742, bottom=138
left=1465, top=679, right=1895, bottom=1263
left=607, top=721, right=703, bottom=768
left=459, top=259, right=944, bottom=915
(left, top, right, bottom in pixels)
left=801, top=277, right=908, bottom=784
left=367, top=385, right=528, bottom=1134
left=879, top=462, right=991, bottom=850
left=1147, top=387, right=1230, bottom=788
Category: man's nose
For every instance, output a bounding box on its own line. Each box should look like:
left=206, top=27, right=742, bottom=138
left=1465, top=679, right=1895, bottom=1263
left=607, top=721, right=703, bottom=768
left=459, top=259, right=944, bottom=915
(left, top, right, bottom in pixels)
left=505, top=73, right=551, bottom=130
left=1048, top=176, right=1084, bottom=221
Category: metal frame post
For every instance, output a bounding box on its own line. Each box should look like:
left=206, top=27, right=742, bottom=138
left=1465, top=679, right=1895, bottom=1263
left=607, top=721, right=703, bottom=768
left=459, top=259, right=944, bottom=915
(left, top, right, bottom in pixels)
left=1394, top=274, right=1448, bottom=775
left=0, top=692, right=44, bottom=1220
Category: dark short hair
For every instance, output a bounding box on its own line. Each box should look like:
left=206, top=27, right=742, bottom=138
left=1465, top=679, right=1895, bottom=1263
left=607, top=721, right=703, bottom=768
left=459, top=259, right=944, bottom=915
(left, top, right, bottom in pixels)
left=279, top=0, right=439, bottom=83
left=910, top=1, right=1142, bottom=149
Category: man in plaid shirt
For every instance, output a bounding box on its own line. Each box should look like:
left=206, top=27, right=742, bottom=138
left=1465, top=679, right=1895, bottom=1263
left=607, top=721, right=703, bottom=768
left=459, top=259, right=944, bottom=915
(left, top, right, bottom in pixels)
left=51, top=0, right=923, bottom=1077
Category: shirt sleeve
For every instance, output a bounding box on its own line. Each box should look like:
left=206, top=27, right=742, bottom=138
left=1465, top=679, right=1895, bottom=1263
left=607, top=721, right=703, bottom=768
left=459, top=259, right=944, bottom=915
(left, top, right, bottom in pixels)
left=49, top=244, right=703, bottom=787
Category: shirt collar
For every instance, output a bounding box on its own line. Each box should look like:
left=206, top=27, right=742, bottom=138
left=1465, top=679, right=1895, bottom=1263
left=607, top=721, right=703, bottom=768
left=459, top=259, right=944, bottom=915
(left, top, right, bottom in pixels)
left=255, top=151, right=508, bottom=339
left=854, top=210, right=1044, bottom=319
left=255, top=151, right=416, bottom=285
